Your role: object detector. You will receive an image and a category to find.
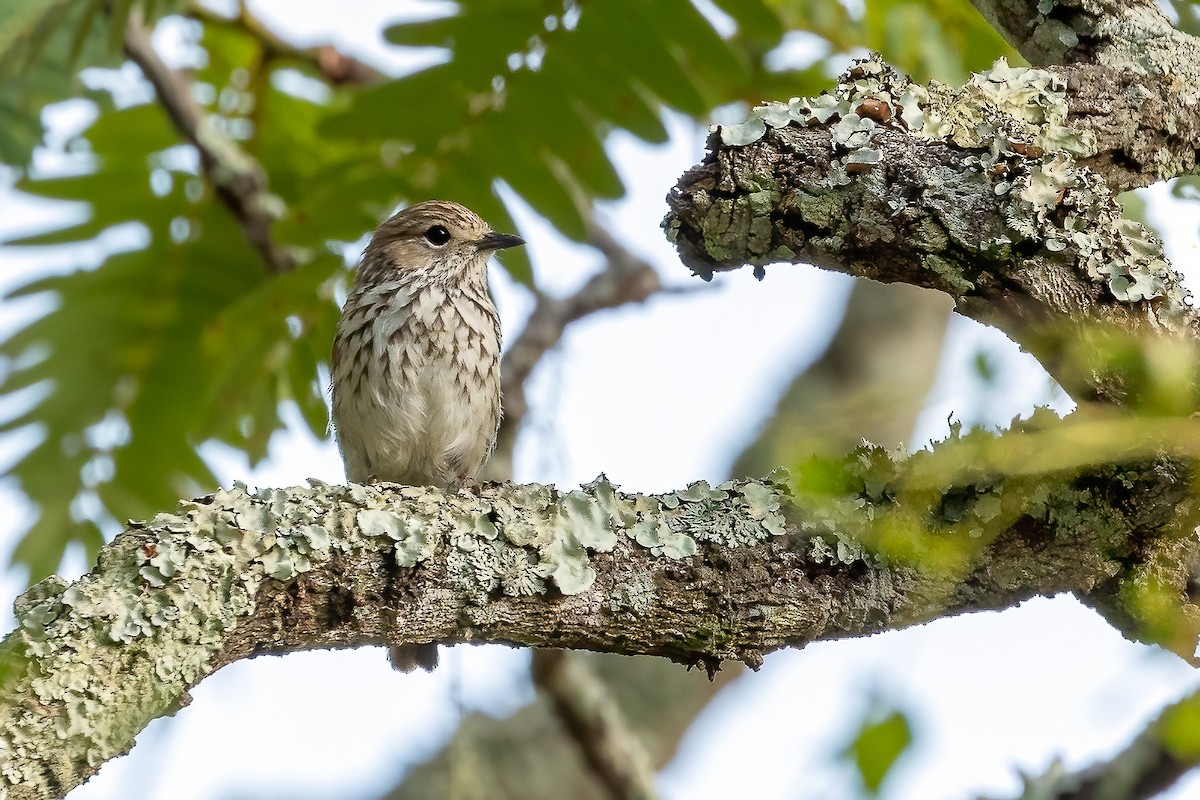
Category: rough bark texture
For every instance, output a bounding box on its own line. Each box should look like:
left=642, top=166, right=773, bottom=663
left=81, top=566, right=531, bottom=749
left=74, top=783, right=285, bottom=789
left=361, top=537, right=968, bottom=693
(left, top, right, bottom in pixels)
left=654, top=4, right=1200, bottom=796
left=971, top=0, right=1200, bottom=189
left=2, top=448, right=1198, bottom=798
left=664, top=53, right=1200, bottom=406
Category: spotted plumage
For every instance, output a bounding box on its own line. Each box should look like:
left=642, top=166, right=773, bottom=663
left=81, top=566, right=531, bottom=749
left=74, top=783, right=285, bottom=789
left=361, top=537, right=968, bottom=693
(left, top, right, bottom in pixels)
left=332, top=200, right=520, bottom=488
left=330, top=200, right=523, bottom=671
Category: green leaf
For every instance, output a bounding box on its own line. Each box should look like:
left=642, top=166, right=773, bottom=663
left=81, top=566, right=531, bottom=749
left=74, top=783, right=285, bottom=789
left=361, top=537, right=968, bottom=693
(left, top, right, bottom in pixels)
left=0, top=1, right=183, bottom=165
left=0, top=1, right=114, bottom=165
left=198, top=253, right=341, bottom=459
left=710, top=0, right=784, bottom=41
left=1160, top=693, right=1200, bottom=760
left=0, top=0, right=72, bottom=74
left=321, top=0, right=787, bottom=263
left=865, top=0, right=1013, bottom=82
left=841, top=707, right=913, bottom=794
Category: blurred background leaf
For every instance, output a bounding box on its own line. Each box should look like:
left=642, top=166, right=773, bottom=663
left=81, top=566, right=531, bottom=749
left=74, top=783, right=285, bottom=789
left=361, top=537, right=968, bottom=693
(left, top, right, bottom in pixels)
left=840, top=702, right=915, bottom=796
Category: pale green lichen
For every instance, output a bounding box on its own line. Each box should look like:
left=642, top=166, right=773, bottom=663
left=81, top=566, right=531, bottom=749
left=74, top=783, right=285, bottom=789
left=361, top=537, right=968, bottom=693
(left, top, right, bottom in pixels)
left=656, top=480, right=789, bottom=548
left=629, top=497, right=699, bottom=559
left=1, top=475, right=806, bottom=794
left=717, top=55, right=1095, bottom=173
left=924, top=254, right=975, bottom=295
left=608, top=569, right=657, bottom=614
left=1091, top=3, right=1200, bottom=119
left=358, top=508, right=434, bottom=567
left=713, top=52, right=1189, bottom=314
left=1004, top=152, right=1189, bottom=309
left=808, top=534, right=872, bottom=567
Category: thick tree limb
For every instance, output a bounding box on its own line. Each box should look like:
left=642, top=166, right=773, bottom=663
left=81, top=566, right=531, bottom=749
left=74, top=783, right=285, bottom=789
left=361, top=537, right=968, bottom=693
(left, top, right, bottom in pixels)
left=660, top=13, right=1200, bottom=798
left=968, top=0, right=1200, bottom=186
left=664, top=54, right=1200, bottom=404
left=2, top=433, right=1197, bottom=798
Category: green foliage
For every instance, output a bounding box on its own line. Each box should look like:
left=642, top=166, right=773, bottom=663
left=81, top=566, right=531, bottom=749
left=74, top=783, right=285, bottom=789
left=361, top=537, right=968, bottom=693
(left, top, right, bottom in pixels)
left=0, top=1, right=179, bottom=165
left=1160, top=691, right=1200, bottom=761
left=775, top=0, right=1014, bottom=84
left=2, top=96, right=340, bottom=579
left=840, top=703, right=914, bottom=795
left=320, top=0, right=796, bottom=279
left=0, top=1, right=107, bottom=165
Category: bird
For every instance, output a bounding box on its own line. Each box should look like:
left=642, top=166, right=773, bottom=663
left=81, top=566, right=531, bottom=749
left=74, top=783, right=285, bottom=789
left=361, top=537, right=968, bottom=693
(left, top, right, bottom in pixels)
left=330, top=199, right=524, bottom=671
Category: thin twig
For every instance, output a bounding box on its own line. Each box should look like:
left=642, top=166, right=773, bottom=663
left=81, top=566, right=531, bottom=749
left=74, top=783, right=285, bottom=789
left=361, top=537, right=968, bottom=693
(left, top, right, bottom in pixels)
left=123, top=11, right=299, bottom=273
left=186, top=1, right=385, bottom=85
left=531, top=649, right=662, bottom=800
left=487, top=220, right=663, bottom=478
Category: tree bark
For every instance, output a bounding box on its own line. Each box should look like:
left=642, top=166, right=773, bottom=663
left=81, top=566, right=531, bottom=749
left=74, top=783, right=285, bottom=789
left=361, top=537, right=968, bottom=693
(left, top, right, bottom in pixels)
left=664, top=51, right=1199, bottom=407
left=1, top=444, right=1196, bottom=798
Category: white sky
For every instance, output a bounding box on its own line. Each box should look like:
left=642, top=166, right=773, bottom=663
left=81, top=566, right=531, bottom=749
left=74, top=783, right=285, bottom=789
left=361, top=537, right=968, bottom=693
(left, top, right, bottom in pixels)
left=1, top=2, right=1199, bottom=798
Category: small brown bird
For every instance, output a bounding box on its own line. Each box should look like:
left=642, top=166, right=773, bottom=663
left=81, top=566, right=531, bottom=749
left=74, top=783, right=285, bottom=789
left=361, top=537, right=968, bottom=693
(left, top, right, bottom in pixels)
left=331, top=199, right=523, bottom=671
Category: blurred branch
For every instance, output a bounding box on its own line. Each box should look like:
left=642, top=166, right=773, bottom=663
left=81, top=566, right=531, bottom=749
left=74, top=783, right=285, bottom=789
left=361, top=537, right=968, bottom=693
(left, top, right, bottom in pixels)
left=185, top=1, right=385, bottom=85
left=123, top=12, right=299, bottom=273
left=732, top=280, right=952, bottom=477
left=4, top=436, right=1198, bottom=796
left=992, top=688, right=1200, bottom=800
left=381, top=654, right=734, bottom=800
left=530, top=650, right=661, bottom=800
left=487, top=220, right=663, bottom=478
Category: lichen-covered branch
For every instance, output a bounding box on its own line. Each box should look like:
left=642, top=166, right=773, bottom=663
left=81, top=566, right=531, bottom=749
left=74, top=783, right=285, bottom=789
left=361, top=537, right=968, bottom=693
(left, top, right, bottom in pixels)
left=2, top=428, right=1197, bottom=798
left=664, top=55, right=1200, bottom=403
left=123, top=12, right=300, bottom=274
left=967, top=0, right=1200, bottom=186
left=972, top=0, right=1193, bottom=67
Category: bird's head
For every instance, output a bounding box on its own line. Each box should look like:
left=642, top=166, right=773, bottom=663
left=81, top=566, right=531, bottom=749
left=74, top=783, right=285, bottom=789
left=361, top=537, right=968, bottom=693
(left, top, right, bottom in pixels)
left=358, top=199, right=524, bottom=286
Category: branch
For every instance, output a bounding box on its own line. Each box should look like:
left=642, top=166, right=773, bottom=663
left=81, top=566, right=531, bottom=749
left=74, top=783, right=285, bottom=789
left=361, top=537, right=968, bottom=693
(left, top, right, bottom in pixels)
left=967, top=0, right=1200, bottom=186
left=185, top=2, right=385, bottom=86
left=487, top=220, right=663, bottom=477
left=2, top=427, right=1197, bottom=797
left=384, top=654, right=736, bottom=798
left=531, top=650, right=661, bottom=800
left=664, top=54, right=1200, bottom=405
left=971, top=0, right=1192, bottom=66
left=993, top=686, right=1200, bottom=800
left=123, top=12, right=300, bottom=273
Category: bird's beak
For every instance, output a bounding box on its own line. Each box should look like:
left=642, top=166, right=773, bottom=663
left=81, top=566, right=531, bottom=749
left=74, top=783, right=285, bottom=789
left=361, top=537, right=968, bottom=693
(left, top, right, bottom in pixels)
left=476, top=231, right=525, bottom=251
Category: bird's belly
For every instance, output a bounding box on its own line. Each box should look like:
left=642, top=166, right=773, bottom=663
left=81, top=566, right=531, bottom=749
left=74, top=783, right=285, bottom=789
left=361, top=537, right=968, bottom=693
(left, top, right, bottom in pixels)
left=342, top=356, right=497, bottom=486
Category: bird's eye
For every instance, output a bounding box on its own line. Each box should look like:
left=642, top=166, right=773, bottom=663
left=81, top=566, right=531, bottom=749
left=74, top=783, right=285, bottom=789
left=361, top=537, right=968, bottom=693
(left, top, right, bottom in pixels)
left=424, top=225, right=451, bottom=246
